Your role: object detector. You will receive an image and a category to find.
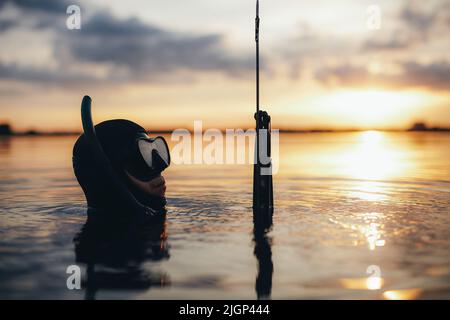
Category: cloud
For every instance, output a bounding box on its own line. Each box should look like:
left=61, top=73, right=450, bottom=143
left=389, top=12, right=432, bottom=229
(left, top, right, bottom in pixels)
left=63, top=12, right=253, bottom=77
left=0, top=62, right=96, bottom=84
left=361, top=0, right=450, bottom=52
left=0, top=0, right=71, bottom=33
left=0, top=4, right=253, bottom=86
left=400, top=2, right=436, bottom=32
left=0, top=18, right=16, bottom=32
left=315, top=61, right=450, bottom=91
left=399, top=61, right=450, bottom=90
left=361, top=34, right=411, bottom=51
left=0, top=0, right=71, bottom=13
left=278, top=24, right=359, bottom=79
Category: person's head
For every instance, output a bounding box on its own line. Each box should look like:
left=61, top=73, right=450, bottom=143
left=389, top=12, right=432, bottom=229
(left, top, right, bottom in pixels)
left=73, top=119, right=169, bottom=213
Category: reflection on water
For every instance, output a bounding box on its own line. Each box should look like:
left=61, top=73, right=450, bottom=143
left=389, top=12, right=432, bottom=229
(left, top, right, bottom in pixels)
left=0, top=132, right=449, bottom=299
left=74, top=213, right=170, bottom=300
left=339, top=264, right=384, bottom=291
left=253, top=220, right=274, bottom=300
left=340, top=130, right=408, bottom=181
left=383, top=288, right=422, bottom=300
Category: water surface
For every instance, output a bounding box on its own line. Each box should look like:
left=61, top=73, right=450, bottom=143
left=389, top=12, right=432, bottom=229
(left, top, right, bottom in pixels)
left=0, top=132, right=449, bottom=299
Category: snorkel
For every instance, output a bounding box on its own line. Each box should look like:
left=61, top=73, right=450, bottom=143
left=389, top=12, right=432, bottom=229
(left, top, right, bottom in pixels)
left=80, top=95, right=159, bottom=218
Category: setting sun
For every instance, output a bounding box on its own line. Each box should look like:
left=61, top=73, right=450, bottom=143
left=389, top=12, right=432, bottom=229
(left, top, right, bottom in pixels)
left=312, top=89, right=439, bottom=129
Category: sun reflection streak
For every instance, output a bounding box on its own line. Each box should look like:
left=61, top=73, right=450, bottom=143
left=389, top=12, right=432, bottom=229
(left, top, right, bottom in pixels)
left=349, top=181, right=387, bottom=201
left=338, top=130, right=407, bottom=182
left=366, top=276, right=383, bottom=290
left=340, top=265, right=384, bottom=291
left=339, top=276, right=384, bottom=290
left=383, top=289, right=422, bottom=300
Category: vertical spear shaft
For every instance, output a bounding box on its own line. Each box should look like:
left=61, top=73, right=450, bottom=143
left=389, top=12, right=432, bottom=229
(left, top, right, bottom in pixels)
left=253, top=0, right=273, bottom=300
left=253, top=0, right=273, bottom=228
left=256, top=0, right=260, bottom=114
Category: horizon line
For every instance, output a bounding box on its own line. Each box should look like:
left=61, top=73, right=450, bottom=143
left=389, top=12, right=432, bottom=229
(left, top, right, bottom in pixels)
left=1, top=127, right=449, bottom=137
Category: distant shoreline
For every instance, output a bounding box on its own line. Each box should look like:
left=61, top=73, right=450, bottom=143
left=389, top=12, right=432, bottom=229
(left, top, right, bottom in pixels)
left=1, top=121, right=449, bottom=136
left=1, top=128, right=449, bottom=137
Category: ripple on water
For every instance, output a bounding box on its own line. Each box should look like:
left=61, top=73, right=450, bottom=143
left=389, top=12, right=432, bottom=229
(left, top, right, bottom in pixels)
left=1, top=133, right=450, bottom=299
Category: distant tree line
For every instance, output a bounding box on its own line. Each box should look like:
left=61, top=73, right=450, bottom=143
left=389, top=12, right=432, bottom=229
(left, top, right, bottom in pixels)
left=0, top=124, right=12, bottom=135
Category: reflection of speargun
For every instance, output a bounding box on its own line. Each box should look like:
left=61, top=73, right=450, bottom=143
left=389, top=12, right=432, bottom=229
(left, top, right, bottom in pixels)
left=253, top=0, right=274, bottom=227
left=253, top=227, right=273, bottom=299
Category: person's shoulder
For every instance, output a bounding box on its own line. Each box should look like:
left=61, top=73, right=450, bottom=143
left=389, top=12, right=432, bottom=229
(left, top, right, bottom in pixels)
left=72, top=133, right=87, bottom=157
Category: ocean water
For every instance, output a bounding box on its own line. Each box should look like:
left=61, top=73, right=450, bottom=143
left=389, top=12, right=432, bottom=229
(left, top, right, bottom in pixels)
left=0, top=131, right=449, bottom=299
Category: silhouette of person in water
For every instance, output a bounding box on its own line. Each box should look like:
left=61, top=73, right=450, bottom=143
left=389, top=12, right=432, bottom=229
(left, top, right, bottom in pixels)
left=73, top=119, right=168, bottom=218
left=73, top=96, right=170, bottom=221
left=71, top=97, right=171, bottom=298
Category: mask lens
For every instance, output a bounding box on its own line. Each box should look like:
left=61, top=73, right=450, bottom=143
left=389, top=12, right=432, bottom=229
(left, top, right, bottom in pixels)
left=138, top=139, right=153, bottom=168
left=138, top=137, right=170, bottom=169
left=153, top=137, right=170, bottom=166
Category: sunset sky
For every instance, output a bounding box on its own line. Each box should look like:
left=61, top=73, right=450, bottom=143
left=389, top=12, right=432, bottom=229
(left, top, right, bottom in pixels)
left=0, top=0, right=449, bottom=131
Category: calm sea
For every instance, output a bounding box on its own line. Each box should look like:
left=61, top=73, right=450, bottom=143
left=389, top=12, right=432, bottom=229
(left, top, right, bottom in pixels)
left=0, top=132, right=449, bottom=299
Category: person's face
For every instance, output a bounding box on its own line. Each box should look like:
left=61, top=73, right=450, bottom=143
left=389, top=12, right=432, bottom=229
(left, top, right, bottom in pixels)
left=126, top=172, right=166, bottom=198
